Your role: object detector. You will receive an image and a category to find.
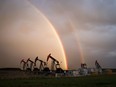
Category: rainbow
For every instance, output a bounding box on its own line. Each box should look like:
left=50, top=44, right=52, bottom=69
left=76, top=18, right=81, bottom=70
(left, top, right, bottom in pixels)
left=26, top=0, right=68, bottom=70
left=69, top=19, right=85, bottom=64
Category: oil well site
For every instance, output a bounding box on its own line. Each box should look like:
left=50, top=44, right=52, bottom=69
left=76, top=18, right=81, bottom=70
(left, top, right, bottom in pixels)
left=1, top=0, right=116, bottom=87
left=0, top=54, right=116, bottom=87
left=0, top=53, right=116, bottom=79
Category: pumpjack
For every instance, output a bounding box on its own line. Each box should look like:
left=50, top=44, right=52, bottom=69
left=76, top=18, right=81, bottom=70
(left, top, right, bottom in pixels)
left=26, top=58, right=34, bottom=71
left=79, top=63, right=88, bottom=75
left=95, top=60, right=102, bottom=74
left=20, top=59, right=27, bottom=70
left=81, top=63, right=87, bottom=69
left=34, top=56, right=47, bottom=71
left=33, top=56, right=50, bottom=75
left=47, top=53, right=64, bottom=73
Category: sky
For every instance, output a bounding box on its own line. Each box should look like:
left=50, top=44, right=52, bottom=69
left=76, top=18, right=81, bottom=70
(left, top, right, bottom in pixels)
left=0, top=0, right=116, bottom=69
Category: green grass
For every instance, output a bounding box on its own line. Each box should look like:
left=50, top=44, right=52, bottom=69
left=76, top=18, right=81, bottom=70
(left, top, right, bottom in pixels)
left=0, top=75, right=116, bottom=87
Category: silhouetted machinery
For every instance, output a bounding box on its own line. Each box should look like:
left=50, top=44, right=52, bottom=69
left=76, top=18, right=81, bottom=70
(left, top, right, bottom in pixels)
left=33, top=56, right=50, bottom=74
left=79, top=63, right=88, bottom=75
left=20, top=54, right=64, bottom=75
left=47, top=53, right=64, bottom=73
left=20, top=59, right=27, bottom=70
left=81, top=63, right=87, bottom=69
left=95, top=60, right=102, bottom=74
left=34, top=56, right=47, bottom=71
left=26, top=58, right=34, bottom=71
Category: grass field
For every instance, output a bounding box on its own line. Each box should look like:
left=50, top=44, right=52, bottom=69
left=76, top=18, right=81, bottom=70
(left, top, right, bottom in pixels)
left=0, top=75, right=116, bottom=87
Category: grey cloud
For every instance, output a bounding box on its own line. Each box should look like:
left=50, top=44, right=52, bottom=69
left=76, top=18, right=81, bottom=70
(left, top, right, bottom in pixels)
left=30, top=0, right=116, bottom=68
left=1, top=0, right=115, bottom=69
left=43, top=0, right=116, bottom=25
